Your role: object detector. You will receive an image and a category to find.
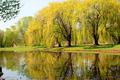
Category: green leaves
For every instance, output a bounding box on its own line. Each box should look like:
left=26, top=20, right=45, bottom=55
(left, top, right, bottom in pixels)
left=0, top=0, right=20, bottom=21
left=82, top=0, right=120, bottom=45
left=1, top=0, right=120, bottom=48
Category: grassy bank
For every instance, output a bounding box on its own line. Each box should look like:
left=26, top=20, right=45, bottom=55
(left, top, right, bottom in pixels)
left=0, top=44, right=120, bottom=53
left=0, top=46, right=35, bottom=52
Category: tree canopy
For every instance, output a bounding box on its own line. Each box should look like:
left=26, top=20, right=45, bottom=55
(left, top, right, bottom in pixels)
left=1, top=0, right=120, bottom=48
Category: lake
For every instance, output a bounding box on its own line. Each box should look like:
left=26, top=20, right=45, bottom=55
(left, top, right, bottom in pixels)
left=0, top=51, right=120, bottom=80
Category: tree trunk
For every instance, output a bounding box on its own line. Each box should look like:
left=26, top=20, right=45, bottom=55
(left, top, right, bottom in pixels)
left=93, top=34, right=99, bottom=45
left=62, top=53, right=73, bottom=80
left=68, top=39, right=71, bottom=47
left=92, top=19, right=99, bottom=46
left=67, top=27, right=72, bottom=47
left=67, top=35, right=71, bottom=47
left=56, top=38, right=62, bottom=47
left=93, top=54, right=101, bottom=79
left=58, top=43, right=61, bottom=47
left=117, top=40, right=120, bottom=44
left=117, top=37, right=120, bottom=44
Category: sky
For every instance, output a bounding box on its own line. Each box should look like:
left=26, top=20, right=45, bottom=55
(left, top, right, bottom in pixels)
left=0, top=0, right=63, bottom=30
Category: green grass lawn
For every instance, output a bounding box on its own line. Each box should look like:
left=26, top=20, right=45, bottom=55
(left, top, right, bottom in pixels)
left=0, top=44, right=120, bottom=53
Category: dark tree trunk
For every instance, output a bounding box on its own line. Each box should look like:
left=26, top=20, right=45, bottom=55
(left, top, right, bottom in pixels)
left=68, top=39, right=71, bottom=47
left=92, top=16, right=99, bottom=46
left=67, top=27, right=72, bottom=47
left=117, top=37, right=120, bottom=44
left=58, top=43, right=61, bottom=47
left=93, top=54, right=101, bottom=79
left=117, top=41, right=120, bottom=44
left=61, top=53, right=73, bottom=80
left=56, top=38, right=62, bottom=47
left=93, top=34, right=99, bottom=45
left=89, top=54, right=101, bottom=79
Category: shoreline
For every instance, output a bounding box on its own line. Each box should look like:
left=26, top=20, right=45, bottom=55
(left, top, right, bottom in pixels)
left=0, top=46, right=120, bottom=55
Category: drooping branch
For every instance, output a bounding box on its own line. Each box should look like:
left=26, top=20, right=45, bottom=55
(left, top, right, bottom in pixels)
left=0, top=0, right=21, bottom=21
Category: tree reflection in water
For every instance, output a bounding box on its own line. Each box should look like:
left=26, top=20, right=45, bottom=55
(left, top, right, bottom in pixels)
left=60, top=53, right=73, bottom=80
left=88, top=54, right=101, bottom=80
left=0, top=66, right=3, bottom=77
left=106, top=55, right=120, bottom=80
left=0, top=51, right=120, bottom=80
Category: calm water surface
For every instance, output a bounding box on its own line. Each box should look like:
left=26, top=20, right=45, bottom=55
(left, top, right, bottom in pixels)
left=0, top=51, right=120, bottom=80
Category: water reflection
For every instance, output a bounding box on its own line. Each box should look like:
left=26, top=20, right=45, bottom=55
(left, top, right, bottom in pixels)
left=0, top=51, right=120, bottom=80
left=88, top=54, right=101, bottom=80
left=0, top=66, right=3, bottom=77
left=60, top=53, right=73, bottom=80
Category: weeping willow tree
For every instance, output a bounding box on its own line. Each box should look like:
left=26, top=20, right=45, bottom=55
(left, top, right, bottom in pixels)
left=25, top=0, right=120, bottom=47
left=44, top=0, right=82, bottom=47
left=105, top=6, right=120, bottom=44
left=35, top=2, right=65, bottom=47
left=25, top=18, right=42, bottom=46
left=26, top=1, right=82, bottom=47
left=53, top=1, right=82, bottom=47
left=40, top=3, right=63, bottom=47
left=26, top=4, right=59, bottom=47
left=82, top=0, right=120, bottom=45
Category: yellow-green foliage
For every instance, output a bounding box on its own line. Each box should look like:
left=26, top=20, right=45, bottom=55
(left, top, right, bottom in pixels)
left=25, top=18, right=41, bottom=46
left=25, top=0, right=120, bottom=47
left=82, top=0, right=120, bottom=44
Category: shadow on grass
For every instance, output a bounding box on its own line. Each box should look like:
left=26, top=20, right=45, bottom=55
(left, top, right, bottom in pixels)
left=84, top=44, right=115, bottom=49
left=71, top=45, right=86, bottom=47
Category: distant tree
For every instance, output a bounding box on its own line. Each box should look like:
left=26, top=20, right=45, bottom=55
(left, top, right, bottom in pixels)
left=17, top=16, right=33, bottom=45
left=0, top=30, right=4, bottom=47
left=3, top=26, right=18, bottom=47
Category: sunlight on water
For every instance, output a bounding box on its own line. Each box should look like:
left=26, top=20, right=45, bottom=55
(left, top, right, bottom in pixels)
left=2, top=68, right=30, bottom=80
